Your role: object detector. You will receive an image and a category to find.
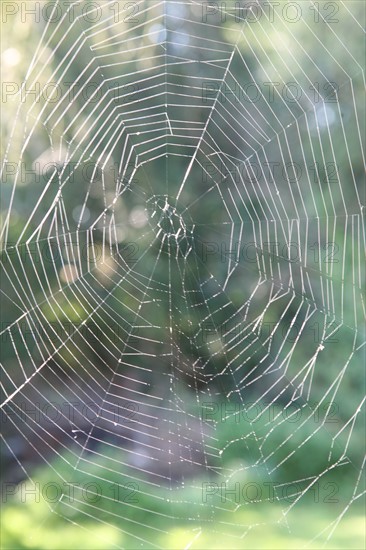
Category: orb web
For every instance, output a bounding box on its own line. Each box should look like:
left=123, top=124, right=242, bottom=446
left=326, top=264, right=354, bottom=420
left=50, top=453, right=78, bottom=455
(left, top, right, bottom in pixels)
left=0, top=1, right=365, bottom=549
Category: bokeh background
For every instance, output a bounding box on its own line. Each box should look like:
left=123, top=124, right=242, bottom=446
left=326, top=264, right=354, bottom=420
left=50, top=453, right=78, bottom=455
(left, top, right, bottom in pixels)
left=1, top=1, right=365, bottom=548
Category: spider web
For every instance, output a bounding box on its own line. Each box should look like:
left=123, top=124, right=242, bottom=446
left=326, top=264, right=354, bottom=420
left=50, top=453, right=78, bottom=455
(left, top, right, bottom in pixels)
left=1, top=1, right=365, bottom=548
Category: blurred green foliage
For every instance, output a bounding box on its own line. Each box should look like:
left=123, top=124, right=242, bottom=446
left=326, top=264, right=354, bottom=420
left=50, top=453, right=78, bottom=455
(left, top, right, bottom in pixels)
left=1, top=1, right=365, bottom=548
